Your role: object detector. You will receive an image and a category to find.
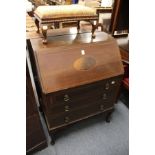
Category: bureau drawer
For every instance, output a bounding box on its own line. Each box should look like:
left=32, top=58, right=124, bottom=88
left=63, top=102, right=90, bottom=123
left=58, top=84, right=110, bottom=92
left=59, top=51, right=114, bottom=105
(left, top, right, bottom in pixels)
left=46, top=99, right=114, bottom=130
left=52, top=82, right=103, bottom=104
left=47, top=88, right=103, bottom=116
left=47, top=84, right=119, bottom=116
left=48, top=98, right=100, bottom=117
left=51, top=76, right=122, bottom=103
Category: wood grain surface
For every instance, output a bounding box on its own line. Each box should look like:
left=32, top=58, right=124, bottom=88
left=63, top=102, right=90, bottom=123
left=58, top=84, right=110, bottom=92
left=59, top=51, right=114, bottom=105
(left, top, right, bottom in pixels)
left=30, top=31, right=124, bottom=93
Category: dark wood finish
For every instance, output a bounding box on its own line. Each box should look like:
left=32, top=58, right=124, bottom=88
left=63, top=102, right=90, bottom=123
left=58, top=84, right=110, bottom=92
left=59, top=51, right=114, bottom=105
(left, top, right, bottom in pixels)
left=28, top=31, right=124, bottom=144
left=26, top=62, right=47, bottom=154
left=110, top=0, right=129, bottom=35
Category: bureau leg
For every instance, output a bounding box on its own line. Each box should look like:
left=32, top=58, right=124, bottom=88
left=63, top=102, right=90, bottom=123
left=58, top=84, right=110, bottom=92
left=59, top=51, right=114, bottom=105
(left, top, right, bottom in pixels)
left=106, top=112, right=112, bottom=123
left=50, top=134, right=56, bottom=145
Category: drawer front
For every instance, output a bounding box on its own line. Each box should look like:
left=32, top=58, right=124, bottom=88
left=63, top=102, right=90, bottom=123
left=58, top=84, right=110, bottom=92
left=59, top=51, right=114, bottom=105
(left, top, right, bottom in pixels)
left=51, top=75, right=122, bottom=104
left=47, top=88, right=117, bottom=117
left=46, top=99, right=114, bottom=130
left=47, top=87, right=103, bottom=116
left=52, top=82, right=104, bottom=104
left=44, top=75, right=122, bottom=118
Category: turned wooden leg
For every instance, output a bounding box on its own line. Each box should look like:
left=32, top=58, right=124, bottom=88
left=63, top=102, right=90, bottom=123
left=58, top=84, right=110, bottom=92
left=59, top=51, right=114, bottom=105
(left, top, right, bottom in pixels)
left=91, top=24, right=96, bottom=39
left=41, top=26, right=48, bottom=44
left=77, top=21, right=80, bottom=33
left=106, top=112, right=113, bottom=123
left=35, top=18, right=40, bottom=33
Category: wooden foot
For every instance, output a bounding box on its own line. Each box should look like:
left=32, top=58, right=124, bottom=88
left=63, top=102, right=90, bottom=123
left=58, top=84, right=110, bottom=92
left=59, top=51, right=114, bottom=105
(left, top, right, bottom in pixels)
left=50, top=138, right=55, bottom=145
left=106, top=112, right=112, bottom=123
left=91, top=24, right=96, bottom=39
left=92, top=33, right=96, bottom=39
left=50, top=134, right=56, bottom=145
left=42, top=39, right=47, bottom=44
left=41, top=27, right=48, bottom=44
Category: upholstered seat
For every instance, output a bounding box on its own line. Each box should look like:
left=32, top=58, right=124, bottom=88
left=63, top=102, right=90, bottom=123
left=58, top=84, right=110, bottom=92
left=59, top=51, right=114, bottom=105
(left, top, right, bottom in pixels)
left=35, top=4, right=97, bottom=20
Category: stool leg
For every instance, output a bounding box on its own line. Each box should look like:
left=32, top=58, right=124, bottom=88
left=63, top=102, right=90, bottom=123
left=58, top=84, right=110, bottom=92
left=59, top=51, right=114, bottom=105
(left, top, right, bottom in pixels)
left=41, top=27, right=48, bottom=44
left=77, top=21, right=80, bottom=33
left=91, top=24, right=96, bottom=38
left=35, top=19, right=40, bottom=33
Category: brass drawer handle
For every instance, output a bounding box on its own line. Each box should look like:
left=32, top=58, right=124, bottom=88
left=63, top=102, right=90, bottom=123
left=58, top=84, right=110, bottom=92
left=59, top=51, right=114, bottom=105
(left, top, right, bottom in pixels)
left=105, top=82, right=109, bottom=90
left=64, top=94, right=70, bottom=102
left=102, top=93, right=107, bottom=100
left=65, top=116, right=70, bottom=123
left=100, top=104, right=104, bottom=111
left=111, top=80, right=116, bottom=85
left=64, top=105, right=70, bottom=112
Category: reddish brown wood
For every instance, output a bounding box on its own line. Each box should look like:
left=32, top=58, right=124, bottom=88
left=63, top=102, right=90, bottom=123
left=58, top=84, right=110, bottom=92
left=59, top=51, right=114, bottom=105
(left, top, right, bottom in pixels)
left=31, top=32, right=123, bottom=94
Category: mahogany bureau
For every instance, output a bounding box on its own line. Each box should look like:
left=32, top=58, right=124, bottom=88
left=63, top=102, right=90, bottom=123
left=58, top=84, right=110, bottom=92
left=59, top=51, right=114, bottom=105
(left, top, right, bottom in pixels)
left=27, top=30, right=124, bottom=144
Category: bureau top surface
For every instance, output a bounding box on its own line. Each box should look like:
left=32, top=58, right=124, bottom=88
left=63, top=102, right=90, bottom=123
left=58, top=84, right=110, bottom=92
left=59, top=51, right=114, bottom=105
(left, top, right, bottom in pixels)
left=30, top=31, right=124, bottom=94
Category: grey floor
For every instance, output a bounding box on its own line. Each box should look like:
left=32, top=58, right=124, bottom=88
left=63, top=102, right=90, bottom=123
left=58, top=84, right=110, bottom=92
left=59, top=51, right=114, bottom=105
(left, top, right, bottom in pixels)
left=33, top=101, right=129, bottom=155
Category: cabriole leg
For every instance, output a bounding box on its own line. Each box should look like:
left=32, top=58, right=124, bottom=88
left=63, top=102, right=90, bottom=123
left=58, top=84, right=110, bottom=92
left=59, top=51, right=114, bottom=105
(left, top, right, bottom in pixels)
left=41, top=25, right=48, bottom=44
left=91, top=24, right=96, bottom=38
left=35, top=18, right=40, bottom=33
left=50, top=133, right=56, bottom=145
left=77, top=21, right=80, bottom=33
left=106, top=112, right=113, bottom=123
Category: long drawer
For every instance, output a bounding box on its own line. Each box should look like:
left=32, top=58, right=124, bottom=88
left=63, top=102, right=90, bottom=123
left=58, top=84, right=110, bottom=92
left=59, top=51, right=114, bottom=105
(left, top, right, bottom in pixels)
left=47, top=89, right=116, bottom=118
left=45, top=99, right=114, bottom=130
left=45, top=76, right=122, bottom=116
left=51, top=75, right=121, bottom=105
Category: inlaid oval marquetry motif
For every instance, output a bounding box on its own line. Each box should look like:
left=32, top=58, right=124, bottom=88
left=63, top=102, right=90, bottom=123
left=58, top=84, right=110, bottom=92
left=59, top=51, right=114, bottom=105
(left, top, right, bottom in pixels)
left=73, top=56, right=96, bottom=71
